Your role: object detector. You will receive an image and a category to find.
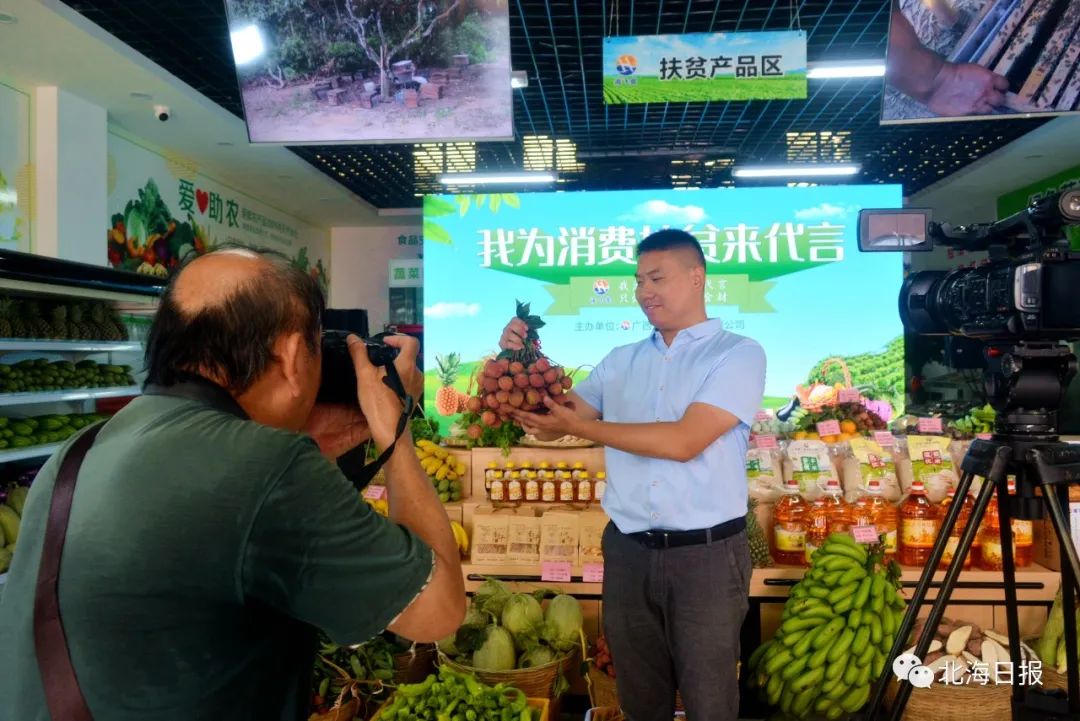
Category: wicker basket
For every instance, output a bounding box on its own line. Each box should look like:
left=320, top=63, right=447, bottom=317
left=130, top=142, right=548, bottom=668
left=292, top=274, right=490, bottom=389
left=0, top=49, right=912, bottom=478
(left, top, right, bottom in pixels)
left=883, top=667, right=1067, bottom=720
left=586, top=666, right=684, bottom=713
left=436, top=648, right=578, bottom=699
left=391, top=644, right=436, bottom=685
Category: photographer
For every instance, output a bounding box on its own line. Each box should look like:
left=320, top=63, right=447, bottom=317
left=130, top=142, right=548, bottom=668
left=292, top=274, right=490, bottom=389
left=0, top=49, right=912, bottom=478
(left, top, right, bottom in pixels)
left=0, top=248, right=465, bottom=721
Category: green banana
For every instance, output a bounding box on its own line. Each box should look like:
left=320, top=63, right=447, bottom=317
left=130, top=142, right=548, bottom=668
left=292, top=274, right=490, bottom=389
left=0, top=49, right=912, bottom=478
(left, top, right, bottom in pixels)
left=766, top=672, right=785, bottom=706
left=764, top=648, right=793, bottom=675
left=821, top=554, right=861, bottom=571
left=793, top=625, right=824, bottom=658
left=838, top=565, right=869, bottom=586
left=0, top=506, right=18, bottom=545
left=853, top=575, right=873, bottom=608
left=827, top=581, right=860, bottom=606
left=840, top=683, right=871, bottom=713
left=851, top=625, right=871, bottom=657
left=844, top=654, right=862, bottom=685
left=869, top=614, right=883, bottom=646
left=809, top=638, right=833, bottom=669
left=848, top=608, right=863, bottom=629
left=6, top=486, right=27, bottom=516
left=792, top=685, right=817, bottom=718
left=827, top=628, right=856, bottom=664
left=813, top=617, right=846, bottom=650
left=882, top=604, right=896, bottom=636
left=822, top=540, right=867, bottom=564
left=748, top=640, right=772, bottom=672
left=825, top=655, right=848, bottom=682
left=833, top=594, right=855, bottom=615
left=791, top=665, right=825, bottom=695
left=781, top=653, right=810, bottom=682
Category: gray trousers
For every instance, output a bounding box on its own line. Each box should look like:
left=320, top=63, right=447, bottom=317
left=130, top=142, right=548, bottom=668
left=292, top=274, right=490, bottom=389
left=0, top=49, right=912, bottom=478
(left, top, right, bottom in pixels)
left=601, top=522, right=751, bottom=721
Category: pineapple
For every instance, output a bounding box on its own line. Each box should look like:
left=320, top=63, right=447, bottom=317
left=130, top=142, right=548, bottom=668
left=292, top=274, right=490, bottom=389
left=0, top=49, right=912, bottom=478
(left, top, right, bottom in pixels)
left=90, top=303, right=123, bottom=341
left=434, top=353, right=462, bottom=416
left=747, top=499, right=773, bottom=568
left=23, top=301, right=52, bottom=339
left=0, top=297, right=14, bottom=338
left=68, top=303, right=91, bottom=340
left=8, top=300, right=29, bottom=338
left=49, top=303, right=69, bottom=340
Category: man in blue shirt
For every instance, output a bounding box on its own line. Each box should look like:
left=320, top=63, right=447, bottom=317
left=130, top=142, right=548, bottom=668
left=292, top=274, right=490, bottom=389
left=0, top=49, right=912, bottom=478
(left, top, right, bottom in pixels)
left=504, top=229, right=766, bottom=721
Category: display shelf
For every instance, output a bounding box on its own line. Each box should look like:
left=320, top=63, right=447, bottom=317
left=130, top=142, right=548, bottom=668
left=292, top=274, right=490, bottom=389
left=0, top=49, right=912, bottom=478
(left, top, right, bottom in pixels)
left=0, top=442, right=62, bottom=464
left=0, top=386, right=140, bottom=407
left=461, top=560, right=604, bottom=597
left=0, top=340, right=142, bottom=353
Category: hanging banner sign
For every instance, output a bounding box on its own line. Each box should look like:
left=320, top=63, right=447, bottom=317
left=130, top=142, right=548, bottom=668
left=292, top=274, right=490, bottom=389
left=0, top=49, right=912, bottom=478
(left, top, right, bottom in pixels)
left=602, top=30, right=807, bottom=104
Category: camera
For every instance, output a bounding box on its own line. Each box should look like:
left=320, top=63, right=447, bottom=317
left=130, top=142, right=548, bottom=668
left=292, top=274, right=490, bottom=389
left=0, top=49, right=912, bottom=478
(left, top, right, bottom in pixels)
left=317, top=329, right=400, bottom=405
left=858, top=185, right=1080, bottom=342
left=153, top=104, right=171, bottom=122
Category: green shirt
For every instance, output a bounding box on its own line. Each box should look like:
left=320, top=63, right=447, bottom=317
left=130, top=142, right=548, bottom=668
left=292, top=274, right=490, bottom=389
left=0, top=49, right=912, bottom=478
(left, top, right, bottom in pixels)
left=0, top=382, right=433, bottom=721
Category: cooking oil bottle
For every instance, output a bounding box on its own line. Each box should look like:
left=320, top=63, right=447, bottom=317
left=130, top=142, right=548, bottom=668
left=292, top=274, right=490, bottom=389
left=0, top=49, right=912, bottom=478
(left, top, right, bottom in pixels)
left=806, top=479, right=851, bottom=563
left=852, top=479, right=898, bottom=560
left=938, top=487, right=974, bottom=570
left=978, top=478, right=1033, bottom=570
left=1009, top=478, right=1034, bottom=568
left=898, top=479, right=939, bottom=567
left=774, top=478, right=809, bottom=566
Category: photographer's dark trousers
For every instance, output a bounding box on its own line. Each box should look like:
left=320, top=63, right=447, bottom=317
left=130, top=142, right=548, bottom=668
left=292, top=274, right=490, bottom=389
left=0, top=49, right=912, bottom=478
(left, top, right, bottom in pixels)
left=602, top=521, right=750, bottom=721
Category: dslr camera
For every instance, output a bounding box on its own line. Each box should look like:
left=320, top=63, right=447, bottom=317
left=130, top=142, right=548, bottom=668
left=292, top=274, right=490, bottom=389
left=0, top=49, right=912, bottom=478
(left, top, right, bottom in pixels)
left=318, top=329, right=400, bottom=405
left=857, top=184, right=1080, bottom=342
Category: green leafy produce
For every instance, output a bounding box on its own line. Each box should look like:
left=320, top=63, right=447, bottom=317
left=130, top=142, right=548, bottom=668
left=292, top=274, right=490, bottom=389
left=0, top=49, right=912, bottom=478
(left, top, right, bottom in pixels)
left=310, top=631, right=411, bottom=715
left=409, top=416, right=441, bottom=445
left=518, top=645, right=557, bottom=669
left=473, top=626, right=517, bottom=671
left=379, top=665, right=541, bottom=721
left=472, top=578, right=512, bottom=621
left=501, top=593, right=544, bottom=651
left=541, top=594, right=584, bottom=653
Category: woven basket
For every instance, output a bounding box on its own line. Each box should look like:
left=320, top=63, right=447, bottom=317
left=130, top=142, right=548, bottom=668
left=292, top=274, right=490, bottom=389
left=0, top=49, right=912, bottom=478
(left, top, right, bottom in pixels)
left=436, top=648, right=578, bottom=699
left=391, top=644, right=436, bottom=685
left=884, top=667, right=1066, bottom=720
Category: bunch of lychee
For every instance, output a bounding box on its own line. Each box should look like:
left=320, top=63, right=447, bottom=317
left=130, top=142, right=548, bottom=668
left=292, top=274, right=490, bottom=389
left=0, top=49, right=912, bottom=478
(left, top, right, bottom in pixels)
left=464, top=356, right=573, bottom=436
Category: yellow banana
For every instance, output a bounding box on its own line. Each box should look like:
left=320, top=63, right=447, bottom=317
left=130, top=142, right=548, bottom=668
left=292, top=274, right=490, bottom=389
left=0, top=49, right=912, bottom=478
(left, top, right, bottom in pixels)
left=455, top=462, right=466, bottom=476
left=450, top=521, right=469, bottom=555
left=435, top=465, right=449, bottom=481
left=433, top=448, right=449, bottom=460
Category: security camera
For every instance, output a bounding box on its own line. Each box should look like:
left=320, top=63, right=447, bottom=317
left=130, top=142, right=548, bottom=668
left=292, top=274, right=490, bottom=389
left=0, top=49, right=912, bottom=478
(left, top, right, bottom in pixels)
left=153, top=104, right=171, bottom=122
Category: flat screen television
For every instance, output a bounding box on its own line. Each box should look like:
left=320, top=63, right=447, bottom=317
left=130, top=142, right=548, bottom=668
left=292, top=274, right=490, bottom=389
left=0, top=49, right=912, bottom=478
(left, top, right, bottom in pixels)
left=221, top=0, right=514, bottom=144
left=881, top=0, right=1080, bottom=124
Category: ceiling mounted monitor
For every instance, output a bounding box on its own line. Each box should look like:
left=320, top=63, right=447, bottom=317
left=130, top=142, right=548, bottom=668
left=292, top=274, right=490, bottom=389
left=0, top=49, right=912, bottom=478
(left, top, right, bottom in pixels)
left=881, top=0, right=1080, bottom=125
left=222, top=0, right=514, bottom=144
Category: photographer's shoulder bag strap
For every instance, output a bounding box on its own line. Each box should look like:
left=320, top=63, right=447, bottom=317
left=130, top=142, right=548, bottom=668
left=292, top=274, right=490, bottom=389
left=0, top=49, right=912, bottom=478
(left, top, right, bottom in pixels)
left=33, top=424, right=104, bottom=721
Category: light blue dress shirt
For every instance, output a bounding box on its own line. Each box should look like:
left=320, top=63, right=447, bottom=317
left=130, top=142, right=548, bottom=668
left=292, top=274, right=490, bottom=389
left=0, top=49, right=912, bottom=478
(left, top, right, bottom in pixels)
left=574, top=319, right=766, bottom=533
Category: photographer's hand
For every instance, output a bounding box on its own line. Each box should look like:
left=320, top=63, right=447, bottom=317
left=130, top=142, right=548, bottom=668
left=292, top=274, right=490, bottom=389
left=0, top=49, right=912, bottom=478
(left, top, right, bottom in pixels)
left=303, top=403, right=371, bottom=460
left=348, top=334, right=418, bottom=450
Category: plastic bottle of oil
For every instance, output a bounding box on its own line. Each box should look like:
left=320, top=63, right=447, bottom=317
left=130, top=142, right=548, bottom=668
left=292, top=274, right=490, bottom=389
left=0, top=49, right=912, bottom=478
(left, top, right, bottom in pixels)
left=938, top=487, right=974, bottom=571
left=851, top=479, right=898, bottom=560
left=774, top=478, right=809, bottom=566
left=1009, top=478, right=1034, bottom=568
left=978, top=478, right=1033, bottom=570
left=805, top=479, right=851, bottom=563
left=898, top=479, right=939, bottom=567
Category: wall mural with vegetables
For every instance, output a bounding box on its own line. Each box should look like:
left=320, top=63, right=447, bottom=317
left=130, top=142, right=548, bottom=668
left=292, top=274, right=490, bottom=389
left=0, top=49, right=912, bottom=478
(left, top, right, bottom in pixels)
left=0, top=83, right=31, bottom=252
left=422, top=185, right=907, bottom=443
left=106, top=132, right=330, bottom=293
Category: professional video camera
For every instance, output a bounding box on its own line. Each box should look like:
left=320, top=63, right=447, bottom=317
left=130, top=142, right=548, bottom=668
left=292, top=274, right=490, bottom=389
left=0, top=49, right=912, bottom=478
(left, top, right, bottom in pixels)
left=858, top=183, right=1080, bottom=342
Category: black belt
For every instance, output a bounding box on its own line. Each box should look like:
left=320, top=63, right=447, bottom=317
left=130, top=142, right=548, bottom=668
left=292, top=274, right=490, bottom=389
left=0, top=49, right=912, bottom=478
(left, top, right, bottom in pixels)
left=624, top=516, right=746, bottom=549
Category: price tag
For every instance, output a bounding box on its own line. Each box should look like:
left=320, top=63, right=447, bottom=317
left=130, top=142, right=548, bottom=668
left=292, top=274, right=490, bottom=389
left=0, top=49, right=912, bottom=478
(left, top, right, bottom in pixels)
left=541, top=561, right=572, bottom=583
left=362, top=485, right=387, bottom=500
left=851, top=525, right=880, bottom=544
left=838, top=389, right=861, bottom=403
left=754, top=434, right=779, bottom=449
left=582, top=563, right=605, bottom=583
left=816, top=420, right=841, bottom=437
left=917, top=417, right=943, bottom=434
left=754, top=410, right=773, bottom=423
left=976, top=433, right=993, bottom=441
left=873, top=431, right=895, bottom=447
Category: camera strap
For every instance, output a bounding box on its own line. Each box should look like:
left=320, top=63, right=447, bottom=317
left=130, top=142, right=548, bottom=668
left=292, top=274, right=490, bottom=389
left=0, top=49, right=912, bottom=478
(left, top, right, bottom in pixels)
left=337, top=361, right=414, bottom=491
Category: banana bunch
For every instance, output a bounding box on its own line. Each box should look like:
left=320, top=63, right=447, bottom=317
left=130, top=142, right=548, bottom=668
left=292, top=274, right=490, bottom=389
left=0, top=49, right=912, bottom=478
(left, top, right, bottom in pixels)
left=363, top=495, right=389, bottom=517
left=415, top=440, right=466, bottom=503
left=0, top=485, right=26, bottom=573
left=450, top=520, right=469, bottom=556
left=748, top=533, right=907, bottom=720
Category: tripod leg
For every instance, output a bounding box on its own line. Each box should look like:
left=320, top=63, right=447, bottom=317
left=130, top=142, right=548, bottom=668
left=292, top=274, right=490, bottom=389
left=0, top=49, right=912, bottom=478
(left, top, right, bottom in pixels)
left=995, top=473, right=1023, bottom=710
left=1045, top=480, right=1080, bottom=714
left=866, top=469, right=979, bottom=720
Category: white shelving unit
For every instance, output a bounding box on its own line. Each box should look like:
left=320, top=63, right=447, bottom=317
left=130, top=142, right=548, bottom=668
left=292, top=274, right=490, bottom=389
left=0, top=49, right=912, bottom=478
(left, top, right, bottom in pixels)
left=0, top=386, right=141, bottom=408
left=0, top=442, right=63, bottom=464
left=0, top=340, right=142, bottom=353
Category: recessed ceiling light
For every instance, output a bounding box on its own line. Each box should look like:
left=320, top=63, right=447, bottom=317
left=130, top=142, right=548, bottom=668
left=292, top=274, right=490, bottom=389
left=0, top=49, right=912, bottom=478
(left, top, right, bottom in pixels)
left=0, top=13, right=18, bottom=24
left=130, top=91, right=153, bottom=100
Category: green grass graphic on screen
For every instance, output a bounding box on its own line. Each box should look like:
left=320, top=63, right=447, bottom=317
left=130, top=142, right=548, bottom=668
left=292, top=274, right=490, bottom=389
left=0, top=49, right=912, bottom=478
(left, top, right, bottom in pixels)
left=603, top=74, right=808, bottom=103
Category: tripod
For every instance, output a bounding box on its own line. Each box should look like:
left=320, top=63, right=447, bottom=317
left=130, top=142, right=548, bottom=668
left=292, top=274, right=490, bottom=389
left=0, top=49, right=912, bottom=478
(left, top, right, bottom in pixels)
left=866, top=340, right=1080, bottom=720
